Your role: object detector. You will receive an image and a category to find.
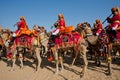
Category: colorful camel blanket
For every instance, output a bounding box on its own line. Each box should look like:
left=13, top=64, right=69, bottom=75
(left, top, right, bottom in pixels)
left=54, top=32, right=82, bottom=48
left=14, top=34, right=36, bottom=48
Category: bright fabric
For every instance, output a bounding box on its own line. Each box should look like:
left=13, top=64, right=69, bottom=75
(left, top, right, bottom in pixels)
left=52, top=29, right=60, bottom=35
left=95, top=23, right=103, bottom=35
left=64, top=26, right=75, bottom=33
left=58, top=19, right=66, bottom=27
left=108, top=13, right=120, bottom=30
left=54, top=32, right=81, bottom=48
left=58, top=19, right=74, bottom=34
left=58, top=19, right=66, bottom=33
left=15, top=20, right=31, bottom=37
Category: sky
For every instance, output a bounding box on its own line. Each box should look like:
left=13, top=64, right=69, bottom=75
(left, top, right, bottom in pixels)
left=0, top=0, right=120, bottom=32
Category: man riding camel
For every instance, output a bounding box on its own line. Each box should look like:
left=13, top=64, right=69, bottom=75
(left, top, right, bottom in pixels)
left=9, top=16, right=35, bottom=45
left=48, top=13, right=66, bottom=61
left=107, top=6, right=120, bottom=41
left=94, top=19, right=103, bottom=36
left=51, top=13, right=74, bottom=40
left=51, top=13, right=66, bottom=36
left=48, top=13, right=74, bottom=61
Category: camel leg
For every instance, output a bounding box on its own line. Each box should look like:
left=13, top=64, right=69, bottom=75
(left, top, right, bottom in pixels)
left=107, top=60, right=112, bottom=75
left=53, top=49, right=59, bottom=74
left=107, top=45, right=112, bottom=75
left=71, top=48, right=78, bottom=66
left=35, top=47, right=41, bottom=71
left=10, top=54, right=16, bottom=71
left=19, top=53, right=23, bottom=69
left=0, top=50, right=2, bottom=60
left=80, top=52, right=88, bottom=77
left=80, top=45, right=88, bottom=78
left=71, top=57, right=77, bottom=66
left=10, top=49, right=18, bottom=71
left=71, top=52, right=78, bottom=66
left=59, top=56, right=64, bottom=71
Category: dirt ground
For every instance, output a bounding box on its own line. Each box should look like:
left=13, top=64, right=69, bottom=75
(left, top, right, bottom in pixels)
left=0, top=55, right=120, bottom=80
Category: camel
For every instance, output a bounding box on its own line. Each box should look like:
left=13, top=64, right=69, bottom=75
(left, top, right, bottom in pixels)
left=48, top=30, right=88, bottom=77
left=7, top=26, right=48, bottom=71
left=77, top=22, right=112, bottom=75
left=0, top=29, right=12, bottom=59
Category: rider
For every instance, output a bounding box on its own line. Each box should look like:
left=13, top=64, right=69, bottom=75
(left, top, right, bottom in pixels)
left=52, top=13, right=66, bottom=35
left=48, top=14, right=65, bottom=61
left=94, top=19, right=103, bottom=36
left=51, top=13, right=74, bottom=40
left=9, top=16, right=31, bottom=45
left=48, top=14, right=67, bottom=61
left=107, top=6, right=120, bottom=41
left=48, top=13, right=75, bottom=61
left=50, top=14, right=66, bottom=42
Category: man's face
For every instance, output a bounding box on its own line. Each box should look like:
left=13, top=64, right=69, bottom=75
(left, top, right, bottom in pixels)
left=112, top=10, right=118, bottom=15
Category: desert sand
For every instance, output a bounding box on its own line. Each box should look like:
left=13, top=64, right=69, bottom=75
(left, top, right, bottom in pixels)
left=0, top=56, right=120, bottom=80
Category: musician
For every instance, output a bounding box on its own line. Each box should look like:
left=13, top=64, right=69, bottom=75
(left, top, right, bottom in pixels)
left=107, top=6, right=120, bottom=41
left=94, top=19, right=103, bottom=36
left=9, top=16, right=30, bottom=45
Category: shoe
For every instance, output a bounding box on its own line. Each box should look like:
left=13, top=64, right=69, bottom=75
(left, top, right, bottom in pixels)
left=7, top=52, right=12, bottom=59
left=48, top=56, right=53, bottom=62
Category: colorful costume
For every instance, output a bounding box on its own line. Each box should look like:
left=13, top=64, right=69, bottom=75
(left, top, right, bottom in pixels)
left=52, top=14, right=74, bottom=35
left=52, top=19, right=65, bottom=35
left=58, top=19, right=74, bottom=34
left=94, top=19, right=103, bottom=36
left=107, top=12, right=120, bottom=30
left=48, top=14, right=74, bottom=61
left=15, top=20, right=30, bottom=37
left=58, top=19, right=66, bottom=33
left=96, top=23, right=103, bottom=35
left=9, top=16, right=36, bottom=46
left=107, top=7, right=120, bottom=39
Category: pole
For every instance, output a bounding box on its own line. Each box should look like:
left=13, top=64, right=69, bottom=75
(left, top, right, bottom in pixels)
left=13, top=22, right=18, bottom=27
left=51, top=25, right=54, bottom=29
left=102, top=13, right=112, bottom=24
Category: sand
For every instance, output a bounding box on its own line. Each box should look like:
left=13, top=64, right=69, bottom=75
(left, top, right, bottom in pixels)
left=0, top=56, right=120, bottom=80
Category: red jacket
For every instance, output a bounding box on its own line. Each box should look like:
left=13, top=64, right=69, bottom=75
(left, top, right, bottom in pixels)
left=18, top=20, right=26, bottom=30
left=58, top=19, right=66, bottom=27
left=97, top=23, right=103, bottom=29
left=96, top=23, right=103, bottom=34
left=57, top=19, right=66, bottom=33
left=108, top=13, right=120, bottom=23
left=108, top=13, right=120, bottom=28
left=15, top=20, right=31, bottom=36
